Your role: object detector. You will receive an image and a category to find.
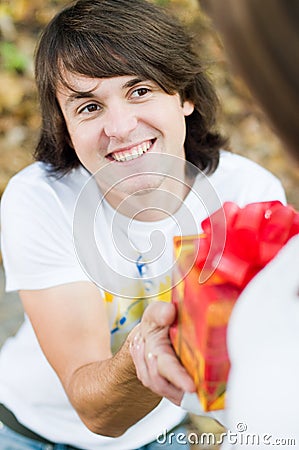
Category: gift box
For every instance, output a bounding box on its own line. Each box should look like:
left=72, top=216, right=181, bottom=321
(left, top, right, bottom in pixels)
left=170, top=201, right=299, bottom=411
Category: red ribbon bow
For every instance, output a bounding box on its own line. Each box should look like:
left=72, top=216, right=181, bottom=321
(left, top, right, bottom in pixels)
left=196, top=201, right=299, bottom=288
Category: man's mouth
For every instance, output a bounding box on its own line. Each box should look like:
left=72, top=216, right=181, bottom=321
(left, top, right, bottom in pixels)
left=107, top=139, right=154, bottom=162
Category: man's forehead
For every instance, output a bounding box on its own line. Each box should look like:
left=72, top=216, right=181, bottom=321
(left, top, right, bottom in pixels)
left=57, top=71, right=100, bottom=94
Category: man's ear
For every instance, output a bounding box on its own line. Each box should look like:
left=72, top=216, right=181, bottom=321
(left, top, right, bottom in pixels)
left=182, top=100, right=194, bottom=116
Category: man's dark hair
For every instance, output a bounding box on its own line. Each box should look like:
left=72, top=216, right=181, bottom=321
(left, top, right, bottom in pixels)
left=34, top=0, right=227, bottom=175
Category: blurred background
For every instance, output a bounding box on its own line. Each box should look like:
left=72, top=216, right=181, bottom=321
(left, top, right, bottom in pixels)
left=0, top=0, right=298, bottom=446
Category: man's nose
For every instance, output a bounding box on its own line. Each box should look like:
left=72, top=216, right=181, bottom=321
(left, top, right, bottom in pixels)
left=103, top=104, right=138, bottom=139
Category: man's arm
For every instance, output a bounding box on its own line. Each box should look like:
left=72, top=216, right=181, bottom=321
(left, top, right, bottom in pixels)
left=20, top=281, right=161, bottom=437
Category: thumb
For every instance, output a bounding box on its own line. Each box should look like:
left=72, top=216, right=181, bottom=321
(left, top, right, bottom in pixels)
left=143, top=301, right=177, bottom=328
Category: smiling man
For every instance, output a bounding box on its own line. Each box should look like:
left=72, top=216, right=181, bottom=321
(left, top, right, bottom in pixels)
left=56, top=73, right=193, bottom=207
left=0, top=0, right=286, bottom=449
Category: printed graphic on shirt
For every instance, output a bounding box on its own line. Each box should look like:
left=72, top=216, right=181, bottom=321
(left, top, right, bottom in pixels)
left=104, top=255, right=171, bottom=353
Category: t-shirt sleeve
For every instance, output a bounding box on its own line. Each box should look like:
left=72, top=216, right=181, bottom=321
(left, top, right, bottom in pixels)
left=211, top=152, right=287, bottom=207
left=1, top=178, right=90, bottom=291
left=249, top=168, right=287, bottom=204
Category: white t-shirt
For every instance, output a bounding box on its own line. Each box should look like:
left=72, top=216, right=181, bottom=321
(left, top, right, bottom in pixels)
left=220, top=234, right=299, bottom=450
left=0, top=151, right=286, bottom=449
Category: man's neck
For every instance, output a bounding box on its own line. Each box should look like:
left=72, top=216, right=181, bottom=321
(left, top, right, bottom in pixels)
left=102, top=176, right=192, bottom=222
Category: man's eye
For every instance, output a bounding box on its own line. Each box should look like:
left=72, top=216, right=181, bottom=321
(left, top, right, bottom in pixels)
left=79, top=103, right=101, bottom=113
left=131, top=88, right=150, bottom=98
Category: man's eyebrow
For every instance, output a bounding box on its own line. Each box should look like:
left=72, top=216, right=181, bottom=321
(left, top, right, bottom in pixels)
left=65, top=90, right=96, bottom=107
left=122, top=77, right=148, bottom=89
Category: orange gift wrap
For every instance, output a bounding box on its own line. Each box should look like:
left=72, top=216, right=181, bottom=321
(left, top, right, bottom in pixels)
left=169, top=201, right=299, bottom=411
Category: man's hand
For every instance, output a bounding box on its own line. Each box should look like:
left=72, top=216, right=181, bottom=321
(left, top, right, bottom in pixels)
left=129, top=301, right=196, bottom=406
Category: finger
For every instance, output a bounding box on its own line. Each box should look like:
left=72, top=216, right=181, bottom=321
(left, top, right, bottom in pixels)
left=130, top=336, right=152, bottom=386
left=146, top=353, right=185, bottom=406
left=142, top=302, right=176, bottom=330
left=131, top=339, right=187, bottom=405
left=157, top=353, right=196, bottom=393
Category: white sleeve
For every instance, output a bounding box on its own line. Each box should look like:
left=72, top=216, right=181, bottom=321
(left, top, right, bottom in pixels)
left=1, top=178, right=90, bottom=291
left=211, top=152, right=287, bottom=207
left=247, top=172, right=287, bottom=205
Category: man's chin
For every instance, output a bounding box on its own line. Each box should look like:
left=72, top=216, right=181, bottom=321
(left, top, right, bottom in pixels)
left=109, top=174, right=165, bottom=197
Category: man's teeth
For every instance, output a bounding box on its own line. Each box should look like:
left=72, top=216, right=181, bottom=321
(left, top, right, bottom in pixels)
left=111, top=141, right=151, bottom=162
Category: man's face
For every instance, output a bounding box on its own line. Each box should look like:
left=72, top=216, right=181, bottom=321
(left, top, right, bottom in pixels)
left=57, top=73, right=194, bottom=203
